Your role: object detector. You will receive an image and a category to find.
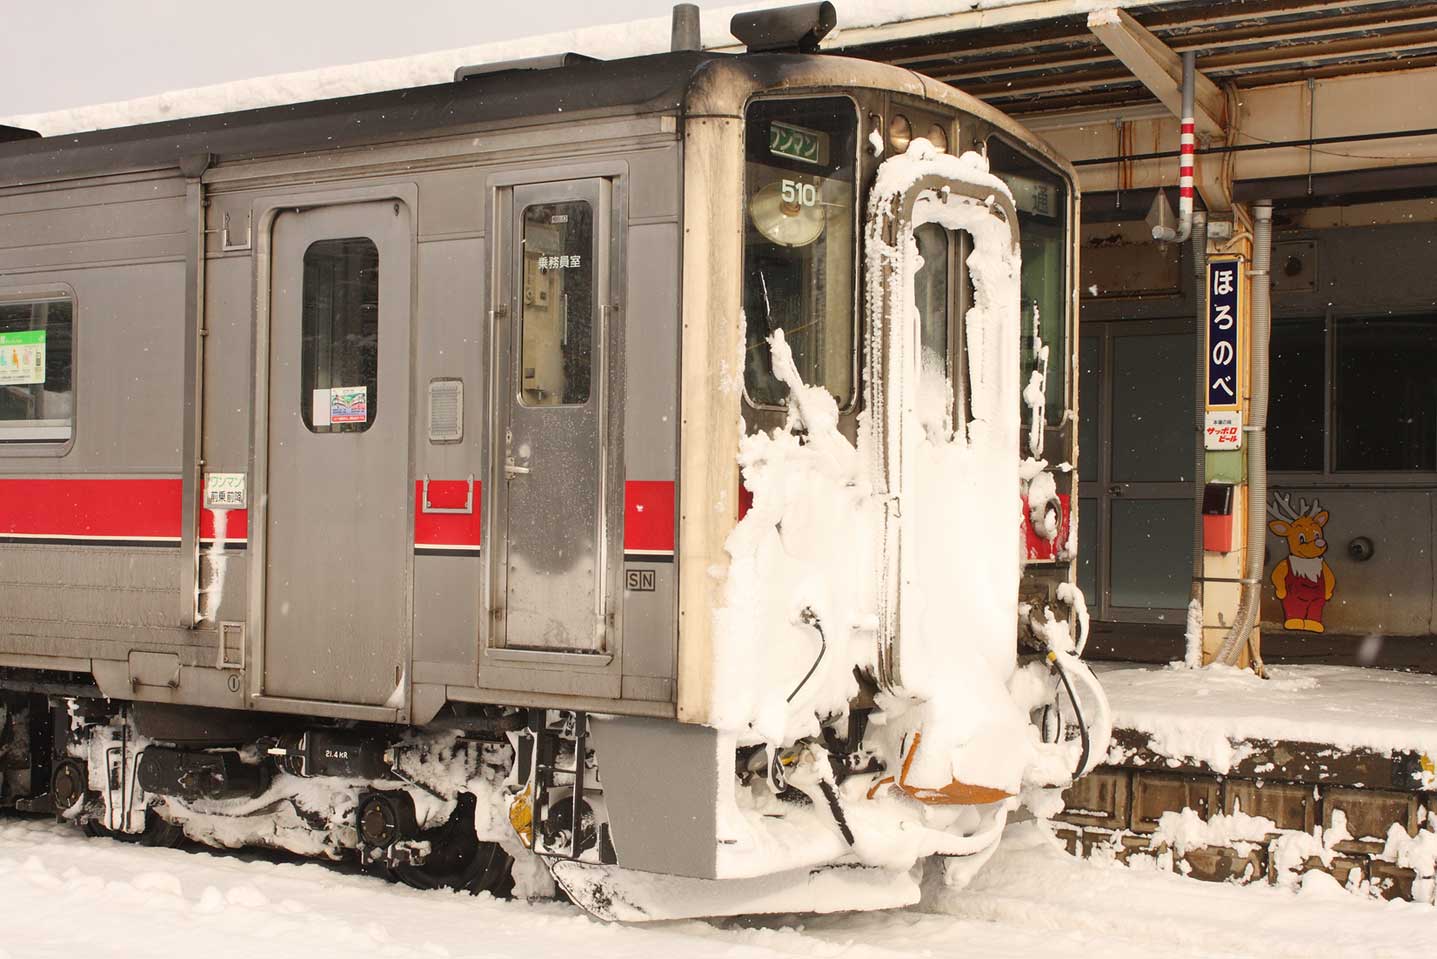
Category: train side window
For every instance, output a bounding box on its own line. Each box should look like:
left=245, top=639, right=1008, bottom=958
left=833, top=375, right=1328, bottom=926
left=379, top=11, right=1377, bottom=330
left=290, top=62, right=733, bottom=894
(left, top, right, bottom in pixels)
left=519, top=200, right=594, bottom=407
left=301, top=237, right=380, bottom=434
left=0, top=296, right=74, bottom=444
left=989, top=138, right=1070, bottom=426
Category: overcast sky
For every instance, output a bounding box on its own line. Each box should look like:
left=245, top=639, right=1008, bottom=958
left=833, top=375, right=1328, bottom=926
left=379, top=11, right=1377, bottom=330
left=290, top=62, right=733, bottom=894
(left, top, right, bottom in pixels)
left=0, top=0, right=690, bottom=117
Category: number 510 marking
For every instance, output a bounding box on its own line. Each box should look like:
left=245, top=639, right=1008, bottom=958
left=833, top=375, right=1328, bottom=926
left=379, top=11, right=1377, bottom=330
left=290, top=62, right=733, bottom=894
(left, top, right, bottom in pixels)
left=781, top=179, right=819, bottom=207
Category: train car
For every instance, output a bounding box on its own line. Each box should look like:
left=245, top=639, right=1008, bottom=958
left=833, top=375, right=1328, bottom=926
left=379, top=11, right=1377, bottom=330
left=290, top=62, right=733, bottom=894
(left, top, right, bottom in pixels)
left=0, top=4, right=1104, bottom=920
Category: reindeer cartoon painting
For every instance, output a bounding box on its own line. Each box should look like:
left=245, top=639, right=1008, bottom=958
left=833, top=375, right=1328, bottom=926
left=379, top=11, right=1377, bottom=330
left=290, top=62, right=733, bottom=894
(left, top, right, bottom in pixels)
left=1268, top=492, right=1337, bottom=632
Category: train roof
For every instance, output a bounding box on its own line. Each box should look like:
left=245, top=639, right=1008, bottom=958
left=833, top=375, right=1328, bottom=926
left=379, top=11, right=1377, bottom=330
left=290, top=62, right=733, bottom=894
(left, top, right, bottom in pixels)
left=0, top=50, right=725, bottom=188
left=0, top=47, right=1076, bottom=193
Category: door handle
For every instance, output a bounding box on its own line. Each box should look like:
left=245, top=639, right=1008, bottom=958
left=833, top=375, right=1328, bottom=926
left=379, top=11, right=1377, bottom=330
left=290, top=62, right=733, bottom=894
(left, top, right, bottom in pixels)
left=502, top=427, right=529, bottom=480
left=1107, top=484, right=1125, bottom=496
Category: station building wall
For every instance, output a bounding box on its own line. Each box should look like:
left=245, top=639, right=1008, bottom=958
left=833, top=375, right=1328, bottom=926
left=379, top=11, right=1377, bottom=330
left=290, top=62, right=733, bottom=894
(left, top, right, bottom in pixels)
left=1079, top=201, right=1437, bottom=639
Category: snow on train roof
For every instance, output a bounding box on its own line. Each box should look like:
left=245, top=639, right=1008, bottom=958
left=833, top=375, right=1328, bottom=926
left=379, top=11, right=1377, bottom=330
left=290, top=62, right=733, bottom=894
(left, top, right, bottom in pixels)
left=2, top=0, right=1157, bottom=137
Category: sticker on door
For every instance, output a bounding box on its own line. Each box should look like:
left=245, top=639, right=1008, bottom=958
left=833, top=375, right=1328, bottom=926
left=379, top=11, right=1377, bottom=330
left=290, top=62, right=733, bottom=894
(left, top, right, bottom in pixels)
left=312, top=386, right=368, bottom=426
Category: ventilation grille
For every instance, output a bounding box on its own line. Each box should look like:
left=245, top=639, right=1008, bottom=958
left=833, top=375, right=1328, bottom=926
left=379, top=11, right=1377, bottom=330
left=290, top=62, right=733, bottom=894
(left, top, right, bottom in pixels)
left=428, top=379, right=463, bottom=442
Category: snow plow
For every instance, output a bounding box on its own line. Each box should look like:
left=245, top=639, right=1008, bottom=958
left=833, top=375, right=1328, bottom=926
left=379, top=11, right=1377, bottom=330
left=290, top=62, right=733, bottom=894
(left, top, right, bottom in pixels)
left=0, top=3, right=1107, bottom=920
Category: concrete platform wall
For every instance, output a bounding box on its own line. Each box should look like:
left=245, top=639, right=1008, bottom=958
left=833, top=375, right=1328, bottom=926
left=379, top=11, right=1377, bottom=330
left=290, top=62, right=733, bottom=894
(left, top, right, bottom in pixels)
left=1056, top=764, right=1436, bottom=903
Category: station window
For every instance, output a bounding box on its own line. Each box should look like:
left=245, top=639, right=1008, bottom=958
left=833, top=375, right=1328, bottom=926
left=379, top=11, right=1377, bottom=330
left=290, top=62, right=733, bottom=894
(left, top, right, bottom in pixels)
left=990, top=139, right=1070, bottom=426
left=742, top=96, right=858, bottom=408
left=1267, top=318, right=1325, bottom=472
left=0, top=296, right=74, bottom=443
left=301, top=237, right=379, bottom=433
left=1334, top=315, right=1437, bottom=472
left=519, top=200, right=594, bottom=406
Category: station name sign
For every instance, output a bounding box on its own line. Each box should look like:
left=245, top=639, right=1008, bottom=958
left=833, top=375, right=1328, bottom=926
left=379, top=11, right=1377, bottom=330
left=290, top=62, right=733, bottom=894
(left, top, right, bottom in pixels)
left=1204, top=256, right=1243, bottom=451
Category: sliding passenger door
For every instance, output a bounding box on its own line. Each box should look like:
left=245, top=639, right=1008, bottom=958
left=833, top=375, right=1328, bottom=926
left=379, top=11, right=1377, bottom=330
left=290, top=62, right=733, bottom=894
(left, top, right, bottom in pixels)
left=261, top=201, right=413, bottom=707
left=486, top=177, right=620, bottom=695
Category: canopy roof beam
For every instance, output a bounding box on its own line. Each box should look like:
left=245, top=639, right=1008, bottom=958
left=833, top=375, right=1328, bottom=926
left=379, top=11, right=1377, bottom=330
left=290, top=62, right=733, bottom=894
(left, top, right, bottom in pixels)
left=1087, top=7, right=1225, bottom=139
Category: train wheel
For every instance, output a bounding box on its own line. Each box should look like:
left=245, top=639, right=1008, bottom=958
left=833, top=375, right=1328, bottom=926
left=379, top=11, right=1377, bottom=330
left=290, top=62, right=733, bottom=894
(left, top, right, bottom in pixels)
left=82, top=811, right=186, bottom=848
left=388, top=793, right=514, bottom=896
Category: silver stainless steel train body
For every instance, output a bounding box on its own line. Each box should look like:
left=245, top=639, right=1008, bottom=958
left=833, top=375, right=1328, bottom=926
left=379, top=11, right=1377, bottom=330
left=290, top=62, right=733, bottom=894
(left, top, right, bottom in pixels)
left=0, top=28, right=1085, bottom=918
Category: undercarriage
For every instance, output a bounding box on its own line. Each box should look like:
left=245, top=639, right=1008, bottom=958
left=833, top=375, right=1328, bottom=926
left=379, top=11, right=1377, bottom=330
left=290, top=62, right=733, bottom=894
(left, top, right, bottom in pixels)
left=0, top=647, right=1104, bottom=921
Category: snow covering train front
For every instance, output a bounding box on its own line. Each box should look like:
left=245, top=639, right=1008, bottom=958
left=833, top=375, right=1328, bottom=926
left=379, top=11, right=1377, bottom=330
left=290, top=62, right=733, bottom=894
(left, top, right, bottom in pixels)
left=0, top=3, right=1107, bottom=922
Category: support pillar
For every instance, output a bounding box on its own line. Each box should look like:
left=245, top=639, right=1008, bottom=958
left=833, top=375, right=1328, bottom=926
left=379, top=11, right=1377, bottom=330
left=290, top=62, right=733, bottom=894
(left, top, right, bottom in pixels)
left=1198, top=210, right=1260, bottom=668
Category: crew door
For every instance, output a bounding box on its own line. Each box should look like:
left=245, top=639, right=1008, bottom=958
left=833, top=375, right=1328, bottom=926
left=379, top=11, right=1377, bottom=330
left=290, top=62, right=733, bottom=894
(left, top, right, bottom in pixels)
left=494, top=180, right=612, bottom=655
left=263, top=201, right=413, bottom=706
left=865, top=168, right=1022, bottom=692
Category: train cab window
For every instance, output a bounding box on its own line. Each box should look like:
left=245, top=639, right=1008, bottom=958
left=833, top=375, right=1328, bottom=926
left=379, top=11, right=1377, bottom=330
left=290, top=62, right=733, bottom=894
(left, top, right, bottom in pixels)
left=1334, top=315, right=1437, bottom=472
left=301, top=237, right=379, bottom=433
left=990, top=139, right=1070, bottom=425
left=0, top=296, right=74, bottom=443
left=520, top=201, right=594, bottom=406
left=742, top=96, right=858, bottom=408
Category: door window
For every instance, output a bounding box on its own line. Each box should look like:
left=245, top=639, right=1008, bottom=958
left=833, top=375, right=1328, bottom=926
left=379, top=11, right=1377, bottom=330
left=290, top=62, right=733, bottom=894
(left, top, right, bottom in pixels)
left=913, top=222, right=949, bottom=375
left=300, top=237, right=379, bottom=433
left=1111, top=333, right=1194, bottom=482
left=520, top=201, right=594, bottom=407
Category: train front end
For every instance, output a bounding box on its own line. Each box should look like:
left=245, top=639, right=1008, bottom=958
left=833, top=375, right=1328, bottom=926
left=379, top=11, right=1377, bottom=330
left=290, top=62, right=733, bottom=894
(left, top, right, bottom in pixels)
left=547, top=47, right=1111, bottom=919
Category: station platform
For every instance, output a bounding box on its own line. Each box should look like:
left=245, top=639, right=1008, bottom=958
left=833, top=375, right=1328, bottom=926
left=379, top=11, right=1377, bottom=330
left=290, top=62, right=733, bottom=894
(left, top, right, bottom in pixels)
left=1085, top=621, right=1437, bottom=675
left=1054, top=657, right=1437, bottom=902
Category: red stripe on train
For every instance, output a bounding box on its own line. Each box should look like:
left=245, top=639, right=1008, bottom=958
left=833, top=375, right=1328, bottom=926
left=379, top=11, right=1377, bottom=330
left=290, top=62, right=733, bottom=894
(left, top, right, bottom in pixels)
left=0, top=477, right=182, bottom=540
left=1024, top=493, right=1072, bottom=562
left=414, top=479, right=483, bottom=548
left=1, top=477, right=673, bottom=554
left=200, top=506, right=249, bottom=541
left=0, top=477, right=249, bottom=543
left=624, top=480, right=675, bottom=554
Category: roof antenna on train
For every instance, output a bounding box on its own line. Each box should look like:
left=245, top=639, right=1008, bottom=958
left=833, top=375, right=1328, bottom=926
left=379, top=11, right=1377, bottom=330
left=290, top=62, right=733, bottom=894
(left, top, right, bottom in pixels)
left=730, top=2, right=837, bottom=54
left=671, top=4, right=702, bottom=52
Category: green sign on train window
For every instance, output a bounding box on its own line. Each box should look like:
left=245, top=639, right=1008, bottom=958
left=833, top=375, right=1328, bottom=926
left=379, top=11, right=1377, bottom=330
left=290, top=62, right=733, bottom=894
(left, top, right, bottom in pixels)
left=769, top=120, right=827, bottom=165
left=0, top=329, right=47, bottom=386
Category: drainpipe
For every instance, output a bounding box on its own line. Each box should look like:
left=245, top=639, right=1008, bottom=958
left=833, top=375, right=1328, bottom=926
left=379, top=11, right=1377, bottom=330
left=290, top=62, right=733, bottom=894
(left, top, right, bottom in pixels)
left=1153, top=52, right=1197, bottom=244
left=1214, top=200, right=1272, bottom=667
left=1188, top=211, right=1208, bottom=642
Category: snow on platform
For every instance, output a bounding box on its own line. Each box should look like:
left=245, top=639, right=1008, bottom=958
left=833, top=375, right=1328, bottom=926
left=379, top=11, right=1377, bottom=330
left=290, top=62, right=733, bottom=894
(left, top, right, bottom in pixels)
left=2, top=814, right=1433, bottom=959
left=1095, top=662, right=1437, bottom=774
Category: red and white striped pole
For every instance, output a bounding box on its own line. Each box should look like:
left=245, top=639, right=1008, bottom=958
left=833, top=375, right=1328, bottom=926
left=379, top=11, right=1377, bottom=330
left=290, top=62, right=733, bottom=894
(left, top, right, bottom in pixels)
left=1177, top=51, right=1196, bottom=233
left=1153, top=51, right=1197, bottom=243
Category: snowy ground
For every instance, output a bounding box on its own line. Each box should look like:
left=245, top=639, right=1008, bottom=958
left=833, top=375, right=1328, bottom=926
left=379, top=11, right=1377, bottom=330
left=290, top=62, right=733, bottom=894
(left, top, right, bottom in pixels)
left=2, top=814, right=1431, bottom=959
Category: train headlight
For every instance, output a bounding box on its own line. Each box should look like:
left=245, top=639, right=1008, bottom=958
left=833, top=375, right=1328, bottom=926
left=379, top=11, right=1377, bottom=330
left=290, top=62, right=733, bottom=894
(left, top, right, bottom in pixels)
left=749, top=179, right=825, bottom=247
left=888, top=114, right=912, bottom=152
left=926, top=123, right=949, bottom=153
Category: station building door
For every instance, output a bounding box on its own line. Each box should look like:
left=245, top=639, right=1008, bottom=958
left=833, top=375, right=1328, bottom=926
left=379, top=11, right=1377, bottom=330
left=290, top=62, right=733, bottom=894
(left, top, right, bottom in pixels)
left=1078, top=318, right=1196, bottom=625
